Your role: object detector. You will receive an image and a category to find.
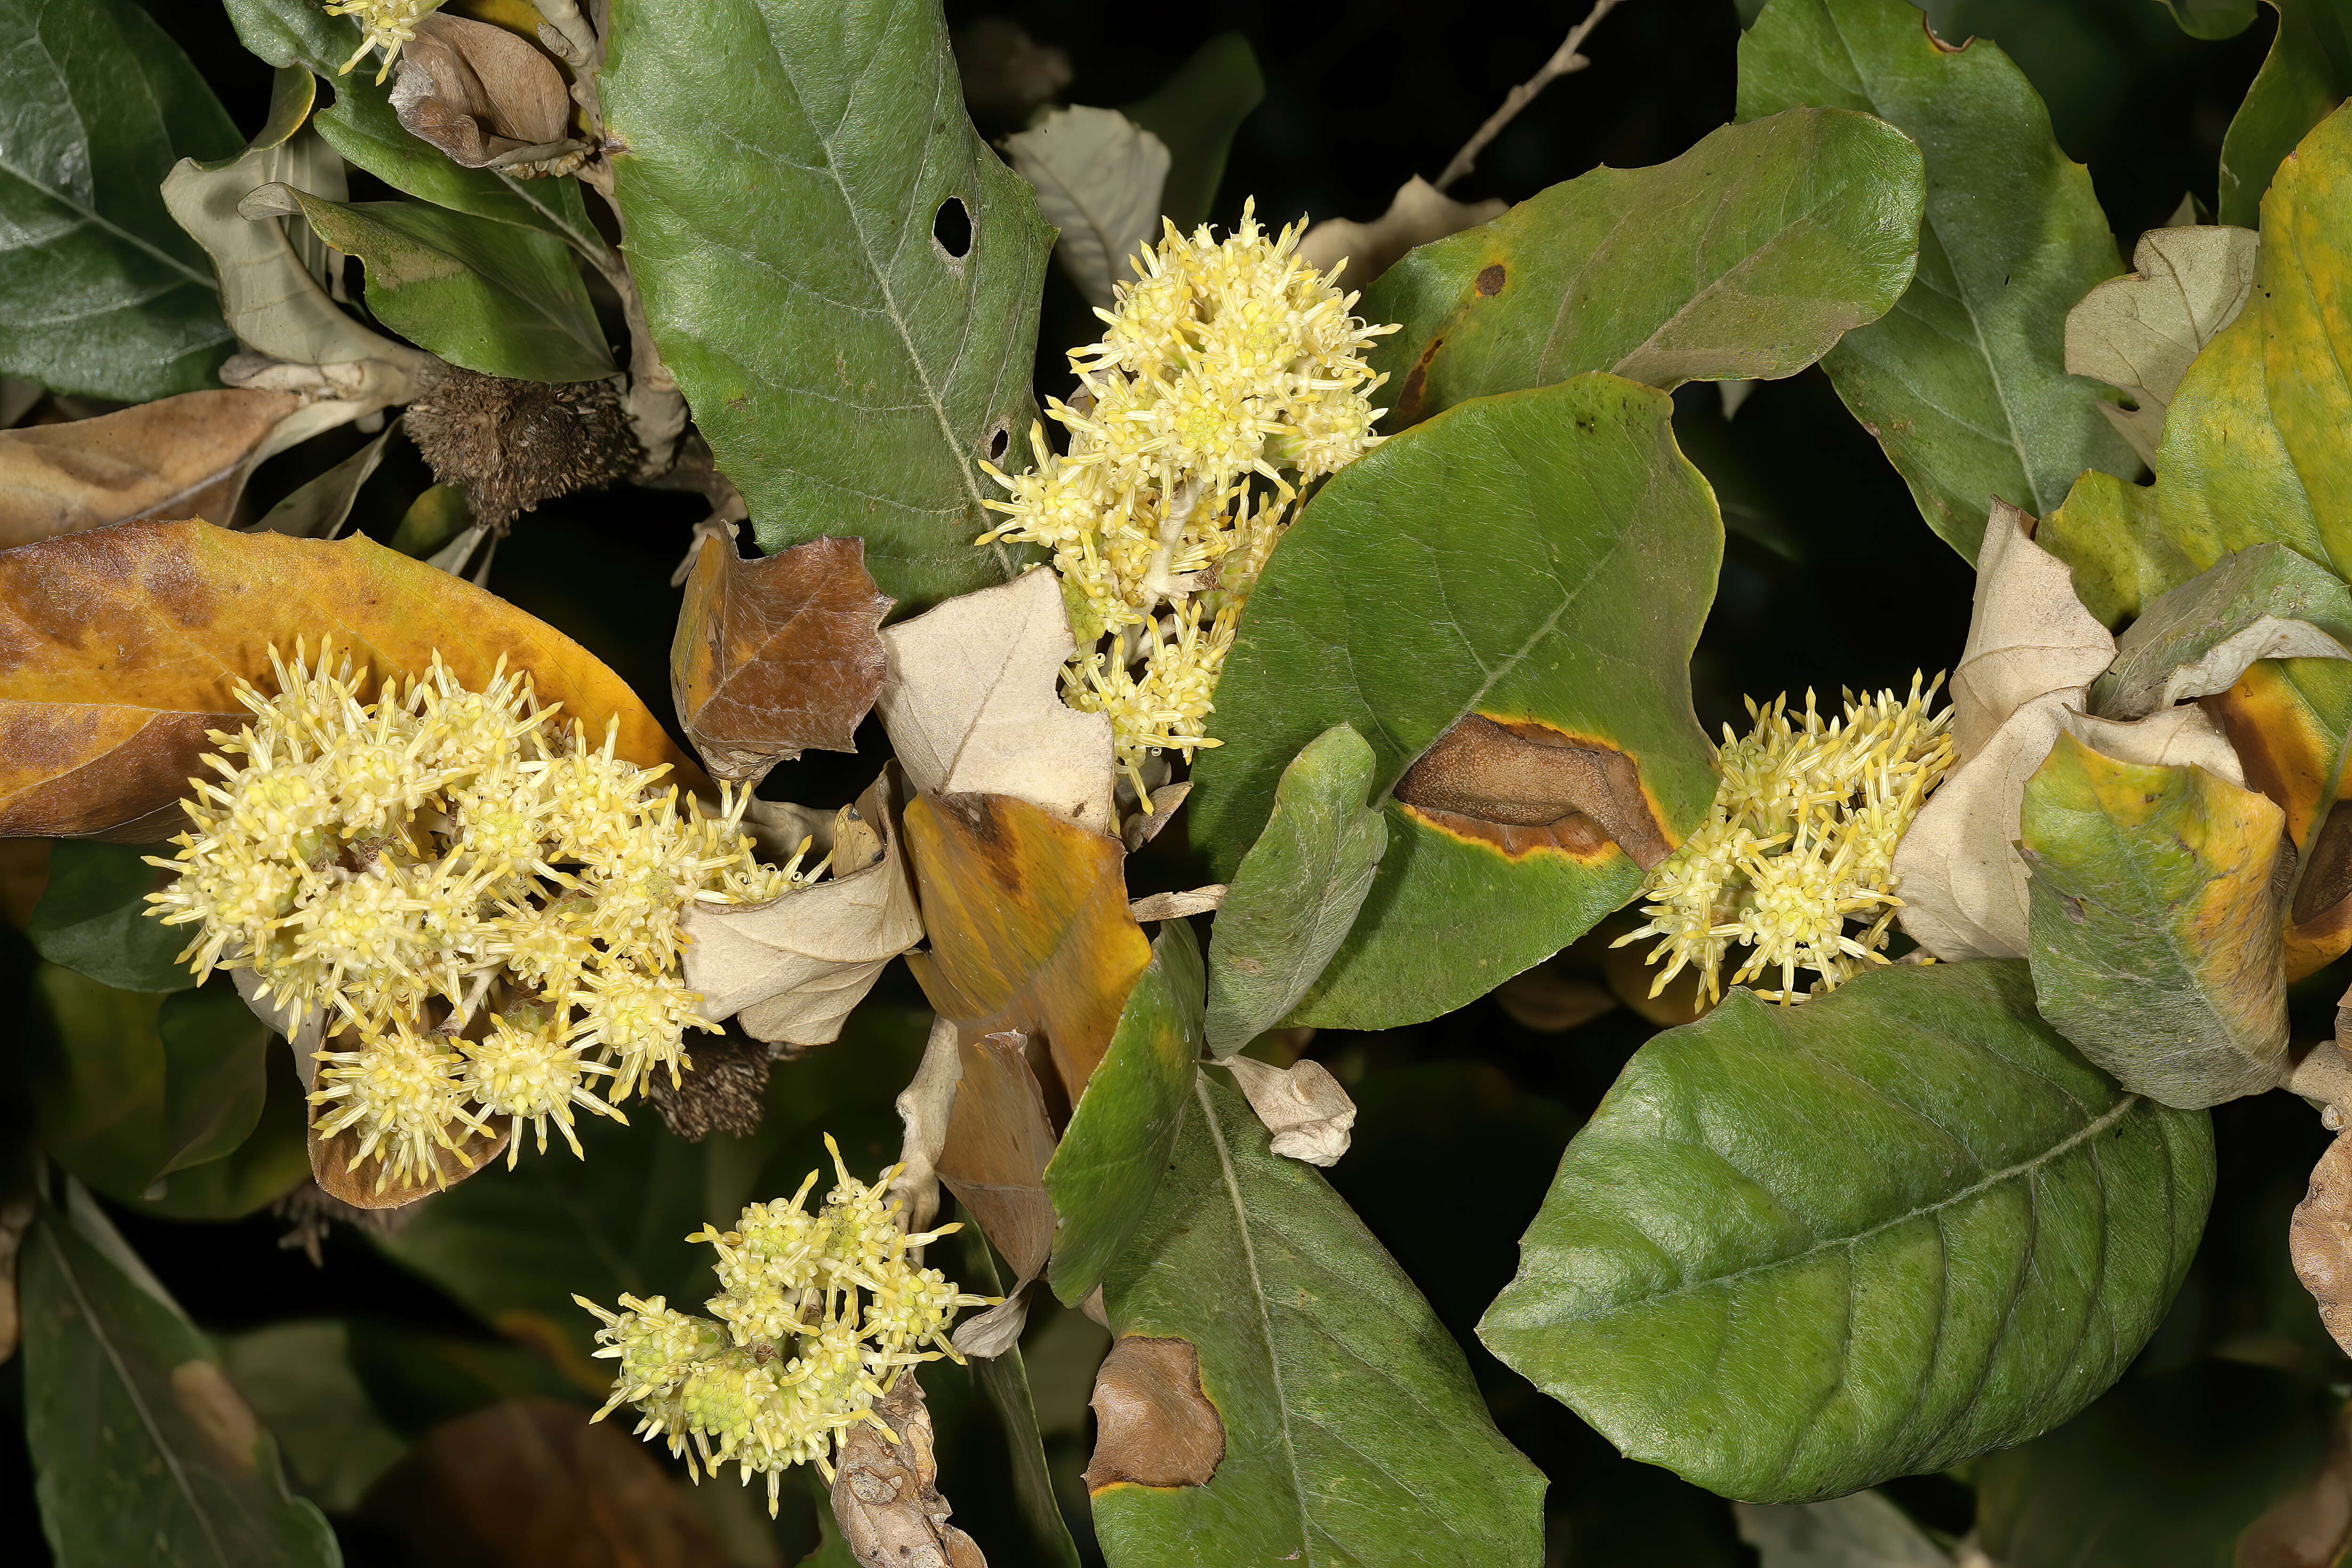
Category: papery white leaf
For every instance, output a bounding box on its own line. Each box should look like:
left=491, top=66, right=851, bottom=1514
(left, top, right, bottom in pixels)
left=1218, top=1056, right=1356, bottom=1167
left=1005, top=106, right=1170, bottom=310
left=2066, top=225, right=2259, bottom=466
left=1951, top=499, right=2113, bottom=760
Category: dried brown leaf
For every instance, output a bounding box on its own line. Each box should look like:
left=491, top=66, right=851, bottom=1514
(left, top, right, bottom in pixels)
left=1394, top=712, right=1674, bottom=868
left=0, top=390, right=302, bottom=547
left=936, top=1030, right=1059, bottom=1283
left=1127, top=884, right=1225, bottom=922
left=390, top=14, right=573, bottom=169
left=670, top=529, right=891, bottom=782
left=888, top=1015, right=963, bottom=1235
left=2236, top=1396, right=2352, bottom=1568
left=831, top=1375, right=986, bottom=1568
left=1295, top=177, right=1506, bottom=289
left=1217, top=1056, right=1357, bottom=1167
left=1950, top=500, right=2115, bottom=763
left=876, top=570, right=1117, bottom=836
left=2294, top=1131, right=2352, bottom=1359
left=1083, top=1335, right=1224, bottom=1491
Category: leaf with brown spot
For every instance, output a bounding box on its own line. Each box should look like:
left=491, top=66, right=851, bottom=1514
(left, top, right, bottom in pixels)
left=0, top=390, right=305, bottom=548
left=831, top=1374, right=988, bottom=1568
left=2294, top=1131, right=2352, bottom=1359
left=0, top=517, right=703, bottom=840
left=1084, top=1336, right=1223, bottom=1491
left=1394, top=713, right=1672, bottom=867
left=670, top=528, right=892, bottom=783
left=935, top=1030, right=1059, bottom=1285
left=903, top=791, right=1151, bottom=1106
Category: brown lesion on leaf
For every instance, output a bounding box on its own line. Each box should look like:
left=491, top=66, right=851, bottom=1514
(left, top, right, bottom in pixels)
left=1084, top=1335, right=1225, bottom=1491
left=1390, top=335, right=1445, bottom=429
left=1393, top=713, right=1673, bottom=868
left=1474, top=262, right=1505, bottom=296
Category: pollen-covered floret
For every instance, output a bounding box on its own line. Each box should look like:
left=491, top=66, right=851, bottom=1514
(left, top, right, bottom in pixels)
left=574, top=1137, right=995, bottom=1515
left=978, top=201, right=1396, bottom=800
left=1614, top=673, right=1955, bottom=1005
left=145, top=642, right=824, bottom=1193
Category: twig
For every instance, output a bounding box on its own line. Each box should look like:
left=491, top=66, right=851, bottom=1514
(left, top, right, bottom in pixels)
left=1434, top=0, right=1627, bottom=194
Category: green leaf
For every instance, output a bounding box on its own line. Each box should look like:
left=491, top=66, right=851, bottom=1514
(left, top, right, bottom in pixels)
left=22, top=1184, right=341, bottom=1567
left=1736, top=1491, right=1952, bottom=1567
left=602, top=0, right=1054, bottom=604
left=2021, top=731, right=2290, bottom=1110
left=1738, top=0, right=2140, bottom=562
left=0, top=0, right=239, bottom=399
left=2219, top=0, right=2352, bottom=227
left=1201, top=723, right=1388, bottom=1055
left=219, top=1322, right=408, bottom=1513
left=33, top=967, right=274, bottom=1201
left=1123, top=33, right=1264, bottom=232
left=1044, top=921, right=1202, bottom=1305
left=1188, top=375, right=1721, bottom=1029
left=2152, top=0, right=2260, bottom=41
left=1363, top=107, right=1924, bottom=425
left=270, top=190, right=612, bottom=382
left=254, top=418, right=401, bottom=538
left=1479, top=960, right=2214, bottom=1503
left=2089, top=542, right=2352, bottom=721
left=956, top=1231, right=1085, bottom=1568
left=128, top=1046, right=312, bottom=1222
left=1094, top=1075, right=1546, bottom=1567
left=29, top=840, right=194, bottom=993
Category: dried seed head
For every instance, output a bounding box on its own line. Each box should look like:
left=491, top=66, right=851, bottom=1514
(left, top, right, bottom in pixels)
left=405, top=363, right=640, bottom=529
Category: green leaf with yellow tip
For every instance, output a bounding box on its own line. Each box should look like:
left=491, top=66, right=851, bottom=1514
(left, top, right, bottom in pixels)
left=1188, top=374, right=1720, bottom=1031
left=2021, top=731, right=2291, bottom=1110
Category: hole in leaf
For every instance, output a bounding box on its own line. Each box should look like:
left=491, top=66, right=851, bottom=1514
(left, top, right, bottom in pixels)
left=933, top=197, right=972, bottom=260
left=986, top=422, right=1011, bottom=463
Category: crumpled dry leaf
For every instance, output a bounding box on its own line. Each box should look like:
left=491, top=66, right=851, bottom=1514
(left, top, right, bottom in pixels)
left=936, top=1030, right=1058, bottom=1357
left=889, top=1016, right=962, bottom=1236
left=831, top=1375, right=986, bottom=1568
left=0, top=389, right=300, bottom=547
left=1004, top=106, right=1171, bottom=310
left=1294, top=176, right=1507, bottom=290
left=2294, top=1131, right=2352, bottom=1359
left=1083, top=1334, right=1224, bottom=1491
left=390, top=14, right=574, bottom=170
left=670, top=527, right=892, bottom=782
left=876, top=569, right=1117, bottom=837
left=2092, top=544, right=2352, bottom=721
left=1950, top=499, right=2116, bottom=762
left=2066, top=225, right=2260, bottom=466
left=1216, top=1056, right=1356, bottom=1167
left=1127, top=885, right=1225, bottom=923
left=680, top=772, right=923, bottom=1046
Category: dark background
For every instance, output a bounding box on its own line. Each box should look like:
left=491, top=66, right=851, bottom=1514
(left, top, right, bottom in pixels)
left=4, top=1, right=2321, bottom=1564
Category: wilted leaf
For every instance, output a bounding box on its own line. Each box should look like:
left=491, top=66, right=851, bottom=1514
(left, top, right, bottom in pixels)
left=360, top=1396, right=726, bottom=1567
left=21, top=1184, right=339, bottom=1566
left=1044, top=923, right=1202, bottom=1303
left=1735, top=1492, right=1952, bottom=1568
left=1217, top=1056, right=1356, bottom=1167
left=602, top=0, right=1054, bottom=603
left=1202, top=724, right=1387, bottom=1055
left=0, top=517, right=699, bottom=840
left=1083, top=1335, right=1223, bottom=1490
left=1188, top=375, right=1719, bottom=1030
left=2294, top=1132, right=2352, bottom=1359
left=2065, top=225, right=2259, bottom=465
left=2092, top=544, right=2352, bottom=722
left=2218, top=0, right=2352, bottom=227
left=905, top=791, right=1151, bottom=1104
left=29, top=840, right=193, bottom=993
left=876, top=567, right=1117, bottom=836
left=1481, top=961, right=2213, bottom=1503
left=936, top=1031, right=1059, bottom=1285
left=0, top=0, right=240, bottom=400
left=681, top=774, right=923, bottom=1046
left=1005, top=106, right=1171, bottom=310
left=1294, top=177, right=1504, bottom=291
left=1738, top=0, right=2141, bottom=561
left=888, top=1016, right=962, bottom=1235
left=0, top=390, right=303, bottom=548
left=672, top=530, right=892, bottom=782
left=830, top=1375, right=986, bottom=1568
left=391, top=14, right=573, bottom=170
left=1094, top=1075, right=1545, bottom=1564
left=253, top=186, right=612, bottom=384
left=1951, top=500, right=2118, bottom=760
left=2022, top=731, right=2290, bottom=1109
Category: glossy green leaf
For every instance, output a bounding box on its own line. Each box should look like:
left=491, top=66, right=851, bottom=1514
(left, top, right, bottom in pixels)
left=22, top=1184, right=340, bottom=1567
left=2022, top=732, right=2290, bottom=1110
left=1480, top=960, right=2213, bottom=1503
left=1739, top=0, right=2140, bottom=562
left=128, top=1046, right=312, bottom=1222
left=2089, top=543, right=2352, bottom=721
left=602, top=0, right=1054, bottom=604
left=273, top=191, right=611, bottom=382
left=29, top=839, right=193, bottom=993
left=1095, top=1075, right=1546, bottom=1567
left=2219, top=0, right=2352, bottom=226
left=33, top=966, right=274, bottom=1201
left=0, top=0, right=239, bottom=399
left=1189, top=375, right=1721, bottom=1030
left=1201, top=723, right=1388, bottom=1055
left=1363, top=107, right=1923, bottom=424
left=1044, top=921, right=1202, bottom=1305
left=1976, top=1361, right=2344, bottom=1568
left=1123, top=33, right=1264, bottom=232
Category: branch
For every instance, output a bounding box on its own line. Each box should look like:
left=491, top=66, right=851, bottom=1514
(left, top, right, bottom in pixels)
left=1434, top=0, right=1627, bottom=194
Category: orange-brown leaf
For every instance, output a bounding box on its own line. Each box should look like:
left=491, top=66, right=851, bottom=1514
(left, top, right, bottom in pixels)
left=1083, top=1335, right=1224, bottom=1491
left=934, top=1030, right=1058, bottom=1282
left=0, top=517, right=703, bottom=839
left=902, top=790, right=1150, bottom=1106
left=0, top=391, right=303, bottom=548
left=670, top=529, right=891, bottom=781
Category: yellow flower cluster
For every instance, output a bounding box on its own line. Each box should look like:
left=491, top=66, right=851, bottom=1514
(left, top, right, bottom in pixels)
left=323, top=0, right=444, bottom=82
left=574, top=1137, right=993, bottom=1514
left=978, top=201, right=1396, bottom=798
left=145, top=642, right=814, bottom=1191
left=1614, top=675, right=1954, bottom=1004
